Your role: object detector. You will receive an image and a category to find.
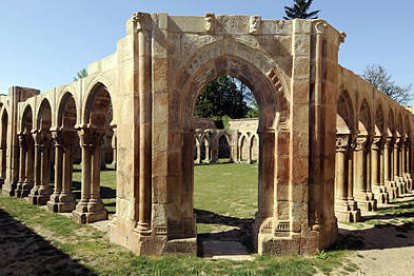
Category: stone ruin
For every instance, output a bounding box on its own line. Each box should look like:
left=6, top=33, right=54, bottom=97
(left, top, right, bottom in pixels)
left=1, top=12, right=414, bottom=256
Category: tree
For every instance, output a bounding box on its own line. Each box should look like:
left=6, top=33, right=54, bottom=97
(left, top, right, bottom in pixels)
left=73, top=68, right=88, bottom=81
left=362, top=64, right=412, bottom=105
left=283, top=0, right=320, bottom=20
left=194, top=76, right=255, bottom=120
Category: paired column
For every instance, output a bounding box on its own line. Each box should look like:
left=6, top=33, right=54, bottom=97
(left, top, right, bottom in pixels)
left=334, top=135, right=360, bottom=222
left=404, top=138, right=413, bottom=191
left=371, top=137, right=389, bottom=205
left=16, top=131, right=34, bottom=198
left=354, top=135, right=377, bottom=211
left=384, top=137, right=398, bottom=199
left=73, top=128, right=108, bottom=224
left=47, top=131, right=76, bottom=213
left=111, top=130, right=117, bottom=168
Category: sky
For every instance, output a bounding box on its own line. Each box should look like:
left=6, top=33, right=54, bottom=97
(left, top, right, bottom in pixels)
left=0, top=1, right=413, bottom=95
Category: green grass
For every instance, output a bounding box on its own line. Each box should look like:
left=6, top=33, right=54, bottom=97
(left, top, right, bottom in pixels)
left=0, top=163, right=348, bottom=275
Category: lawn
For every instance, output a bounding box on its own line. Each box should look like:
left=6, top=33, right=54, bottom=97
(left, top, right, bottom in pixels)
left=0, top=163, right=349, bottom=275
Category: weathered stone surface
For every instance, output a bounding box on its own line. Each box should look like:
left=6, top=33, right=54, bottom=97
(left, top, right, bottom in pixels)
left=0, top=13, right=413, bottom=258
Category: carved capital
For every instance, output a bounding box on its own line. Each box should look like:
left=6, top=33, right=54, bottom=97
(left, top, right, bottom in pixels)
left=336, top=135, right=350, bottom=152
left=385, top=137, right=395, bottom=148
left=133, top=12, right=150, bottom=31
left=249, top=16, right=261, bottom=34
left=315, top=21, right=327, bottom=35
left=205, top=13, right=216, bottom=34
left=339, top=32, right=347, bottom=44
left=371, top=136, right=384, bottom=151
left=355, top=136, right=369, bottom=152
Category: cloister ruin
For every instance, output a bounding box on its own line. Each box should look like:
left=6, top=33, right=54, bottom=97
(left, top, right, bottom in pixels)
left=1, top=13, right=414, bottom=256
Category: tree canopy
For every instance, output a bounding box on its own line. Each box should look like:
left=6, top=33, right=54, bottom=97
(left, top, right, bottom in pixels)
left=194, top=76, right=258, bottom=120
left=362, top=64, right=412, bottom=105
left=73, top=68, right=88, bottom=81
left=284, top=0, right=320, bottom=20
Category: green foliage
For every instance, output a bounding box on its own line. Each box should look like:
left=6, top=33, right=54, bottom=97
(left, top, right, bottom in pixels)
left=284, top=0, right=320, bottom=20
left=362, top=64, right=413, bottom=105
left=316, top=249, right=328, bottom=260
left=194, top=76, right=256, bottom=120
left=73, top=68, right=88, bottom=81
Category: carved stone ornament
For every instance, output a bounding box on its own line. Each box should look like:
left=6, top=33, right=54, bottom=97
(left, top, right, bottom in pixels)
left=249, top=16, right=261, bottom=34
left=355, top=136, right=369, bottom=152
left=336, top=135, right=349, bottom=152
left=205, top=13, right=216, bottom=34
left=371, top=136, right=384, bottom=151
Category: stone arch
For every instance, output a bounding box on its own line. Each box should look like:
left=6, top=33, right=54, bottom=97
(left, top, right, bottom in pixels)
left=57, top=92, right=77, bottom=130
left=336, top=91, right=354, bottom=135
left=250, top=134, right=259, bottom=162
left=83, top=76, right=116, bottom=126
left=374, top=102, right=385, bottom=137
left=358, top=99, right=372, bottom=136
left=217, top=132, right=232, bottom=161
left=387, top=108, right=395, bottom=137
left=169, top=44, right=289, bottom=253
left=174, top=40, right=290, bottom=132
left=83, top=82, right=112, bottom=129
left=238, top=133, right=249, bottom=162
left=37, top=99, right=52, bottom=132
left=21, top=105, right=33, bottom=134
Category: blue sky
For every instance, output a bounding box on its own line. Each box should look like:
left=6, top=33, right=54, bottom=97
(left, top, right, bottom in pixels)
left=0, top=1, right=413, bottom=95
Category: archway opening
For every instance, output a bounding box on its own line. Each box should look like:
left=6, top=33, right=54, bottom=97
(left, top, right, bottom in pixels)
left=78, top=83, right=116, bottom=221
left=193, top=75, right=259, bottom=256
left=0, top=107, right=8, bottom=188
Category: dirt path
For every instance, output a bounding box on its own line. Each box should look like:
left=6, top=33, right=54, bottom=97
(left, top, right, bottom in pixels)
left=335, top=194, right=414, bottom=276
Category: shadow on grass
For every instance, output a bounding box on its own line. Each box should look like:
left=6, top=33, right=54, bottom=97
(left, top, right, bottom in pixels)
left=195, top=209, right=255, bottom=254
left=0, top=209, right=95, bottom=275
left=333, top=197, right=414, bottom=252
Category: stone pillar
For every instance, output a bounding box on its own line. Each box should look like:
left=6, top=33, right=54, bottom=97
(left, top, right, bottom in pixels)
left=37, top=137, right=52, bottom=205
left=404, top=138, right=413, bottom=191
left=15, top=134, right=26, bottom=197
left=371, top=137, right=389, bottom=205
left=0, top=144, right=5, bottom=187
left=203, top=139, right=211, bottom=164
left=111, top=129, right=117, bottom=168
left=27, top=132, right=41, bottom=204
left=334, top=135, right=361, bottom=222
left=20, top=133, right=34, bottom=198
left=354, top=136, right=377, bottom=211
left=46, top=131, right=75, bottom=212
left=393, top=137, right=404, bottom=197
left=384, top=137, right=397, bottom=199
left=58, top=133, right=76, bottom=212
left=73, top=129, right=107, bottom=223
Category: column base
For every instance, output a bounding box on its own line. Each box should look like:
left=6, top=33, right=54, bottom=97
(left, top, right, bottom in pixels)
left=73, top=199, right=108, bottom=224
left=1, top=181, right=17, bottom=196
left=396, top=177, right=408, bottom=196
left=27, top=193, right=52, bottom=205
left=385, top=180, right=399, bottom=199
left=372, top=185, right=390, bottom=205
left=335, top=198, right=361, bottom=223
left=47, top=193, right=76, bottom=213
left=403, top=174, right=413, bottom=191
left=355, top=192, right=377, bottom=212
left=19, top=181, right=34, bottom=198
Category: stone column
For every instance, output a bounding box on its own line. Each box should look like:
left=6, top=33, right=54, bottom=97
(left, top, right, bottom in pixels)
left=27, top=132, right=41, bottom=204
left=47, top=132, right=64, bottom=212
left=371, top=137, right=389, bottom=205
left=37, top=136, right=52, bottom=205
left=195, top=138, right=201, bottom=164
left=58, top=133, right=76, bottom=212
left=393, top=137, right=403, bottom=197
left=384, top=137, right=397, bottom=199
left=203, top=139, right=211, bottom=164
left=15, top=134, right=26, bottom=197
left=0, top=144, right=5, bottom=186
left=111, top=129, right=117, bottom=168
left=21, top=134, right=34, bottom=198
left=354, top=136, right=377, bottom=211
left=335, top=135, right=360, bottom=222
left=404, top=138, right=413, bottom=191
left=73, top=129, right=107, bottom=223
left=399, top=137, right=408, bottom=194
